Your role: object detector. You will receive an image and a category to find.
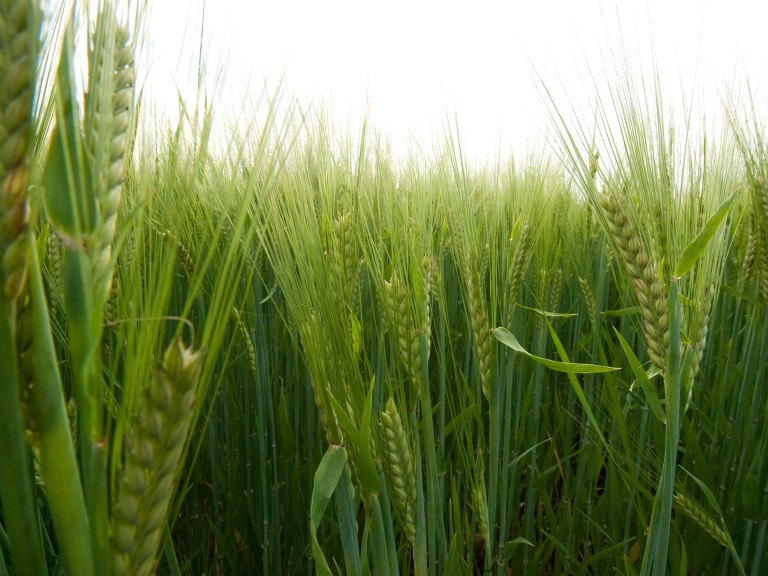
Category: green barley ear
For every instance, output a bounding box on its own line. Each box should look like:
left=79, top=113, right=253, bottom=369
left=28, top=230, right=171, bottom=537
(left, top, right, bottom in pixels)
left=421, top=255, right=433, bottom=359
left=163, top=228, right=196, bottom=278
left=86, top=3, right=135, bottom=304
left=232, top=306, right=257, bottom=377
left=579, top=277, right=597, bottom=332
left=379, top=397, right=417, bottom=546
left=743, top=212, right=756, bottom=281
left=384, top=272, right=422, bottom=386
left=673, top=492, right=732, bottom=550
left=506, top=221, right=532, bottom=325
left=751, top=177, right=768, bottom=304
left=0, top=0, right=37, bottom=300
left=597, top=192, right=669, bottom=372
left=332, top=211, right=361, bottom=313
left=464, top=262, right=492, bottom=400
left=112, top=336, right=206, bottom=576
left=471, top=483, right=489, bottom=549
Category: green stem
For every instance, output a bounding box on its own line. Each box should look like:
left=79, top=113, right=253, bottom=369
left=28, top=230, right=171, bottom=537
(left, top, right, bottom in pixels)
left=62, top=248, right=109, bottom=573
left=0, top=299, right=46, bottom=576
left=641, top=278, right=681, bottom=576
left=26, top=231, right=94, bottom=576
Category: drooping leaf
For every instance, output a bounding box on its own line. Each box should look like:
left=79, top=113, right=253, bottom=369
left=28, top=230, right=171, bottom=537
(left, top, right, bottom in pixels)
left=493, top=326, right=618, bottom=373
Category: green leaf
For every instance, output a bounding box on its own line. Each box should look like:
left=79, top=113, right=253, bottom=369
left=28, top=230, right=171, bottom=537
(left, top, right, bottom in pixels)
left=673, top=189, right=738, bottom=279
left=501, top=537, right=534, bottom=561
left=350, top=312, right=362, bottom=357
left=326, top=380, right=381, bottom=495
left=614, top=328, right=666, bottom=423
left=310, top=446, right=348, bottom=576
left=43, top=27, right=96, bottom=245
left=493, top=326, right=619, bottom=373
left=444, top=533, right=463, bottom=574
left=516, top=303, right=577, bottom=318
left=544, top=319, right=609, bottom=451
left=510, top=439, right=550, bottom=468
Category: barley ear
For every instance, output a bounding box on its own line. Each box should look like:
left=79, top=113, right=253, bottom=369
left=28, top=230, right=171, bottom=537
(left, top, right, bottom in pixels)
left=384, top=272, right=421, bottom=387
left=0, top=0, right=37, bottom=300
left=506, top=221, right=532, bottom=325
left=379, top=397, right=417, bottom=545
left=752, top=178, right=768, bottom=304
left=465, top=264, right=491, bottom=400
left=578, top=277, right=596, bottom=332
left=674, top=492, right=733, bottom=550
left=332, top=212, right=361, bottom=313
left=472, top=483, right=489, bottom=545
left=232, top=306, right=257, bottom=377
left=597, top=193, right=668, bottom=372
left=112, top=337, right=206, bottom=576
left=89, top=8, right=135, bottom=303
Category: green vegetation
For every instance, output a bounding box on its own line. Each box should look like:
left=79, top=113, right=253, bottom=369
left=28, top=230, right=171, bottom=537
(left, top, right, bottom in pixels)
left=0, top=1, right=766, bottom=574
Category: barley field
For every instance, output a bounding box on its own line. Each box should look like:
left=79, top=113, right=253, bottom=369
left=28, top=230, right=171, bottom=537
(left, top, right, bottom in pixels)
left=1, top=1, right=767, bottom=575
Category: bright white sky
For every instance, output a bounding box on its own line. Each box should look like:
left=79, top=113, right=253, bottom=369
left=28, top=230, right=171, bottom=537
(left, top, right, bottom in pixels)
left=140, top=0, right=768, bottom=164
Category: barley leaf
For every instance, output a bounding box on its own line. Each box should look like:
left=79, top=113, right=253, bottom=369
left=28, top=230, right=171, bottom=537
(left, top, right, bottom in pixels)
left=43, top=27, right=96, bottom=244
left=493, top=326, right=618, bottom=373
left=327, top=382, right=381, bottom=495
left=501, top=537, right=535, bottom=561
left=310, top=446, right=348, bottom=576
left=614, top=328, right=666, bottom=423
left=673, top=189, right=738, bottom=279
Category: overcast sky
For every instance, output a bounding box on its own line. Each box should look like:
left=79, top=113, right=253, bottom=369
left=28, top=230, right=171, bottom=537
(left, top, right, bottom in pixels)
left=140, top=0, right=768, bottom=164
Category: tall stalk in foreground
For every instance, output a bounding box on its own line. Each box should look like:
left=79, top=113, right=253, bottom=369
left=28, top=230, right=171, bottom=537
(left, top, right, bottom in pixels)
left=0, top=1, right=46, bottom=573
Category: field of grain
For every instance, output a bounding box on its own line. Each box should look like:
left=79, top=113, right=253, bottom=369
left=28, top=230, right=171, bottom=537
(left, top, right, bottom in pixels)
left=1, top=2, right=766, bottom=575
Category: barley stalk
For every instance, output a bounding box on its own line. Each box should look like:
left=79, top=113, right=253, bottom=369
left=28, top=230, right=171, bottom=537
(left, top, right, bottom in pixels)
left=0, top=2, right=47, bottom=573
left=13, top=290, right=38, bottom=448
left=112, top=337, right=206, bottom=576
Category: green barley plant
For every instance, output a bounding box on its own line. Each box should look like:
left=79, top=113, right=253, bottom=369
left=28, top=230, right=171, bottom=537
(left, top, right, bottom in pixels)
left=3, top=3, right=768, bottom=575
left=544, top=48, right=743, bottom=575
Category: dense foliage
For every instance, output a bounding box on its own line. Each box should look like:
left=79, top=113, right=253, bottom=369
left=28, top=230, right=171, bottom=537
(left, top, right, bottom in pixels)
left=1, top=1, right=767, bottom=575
